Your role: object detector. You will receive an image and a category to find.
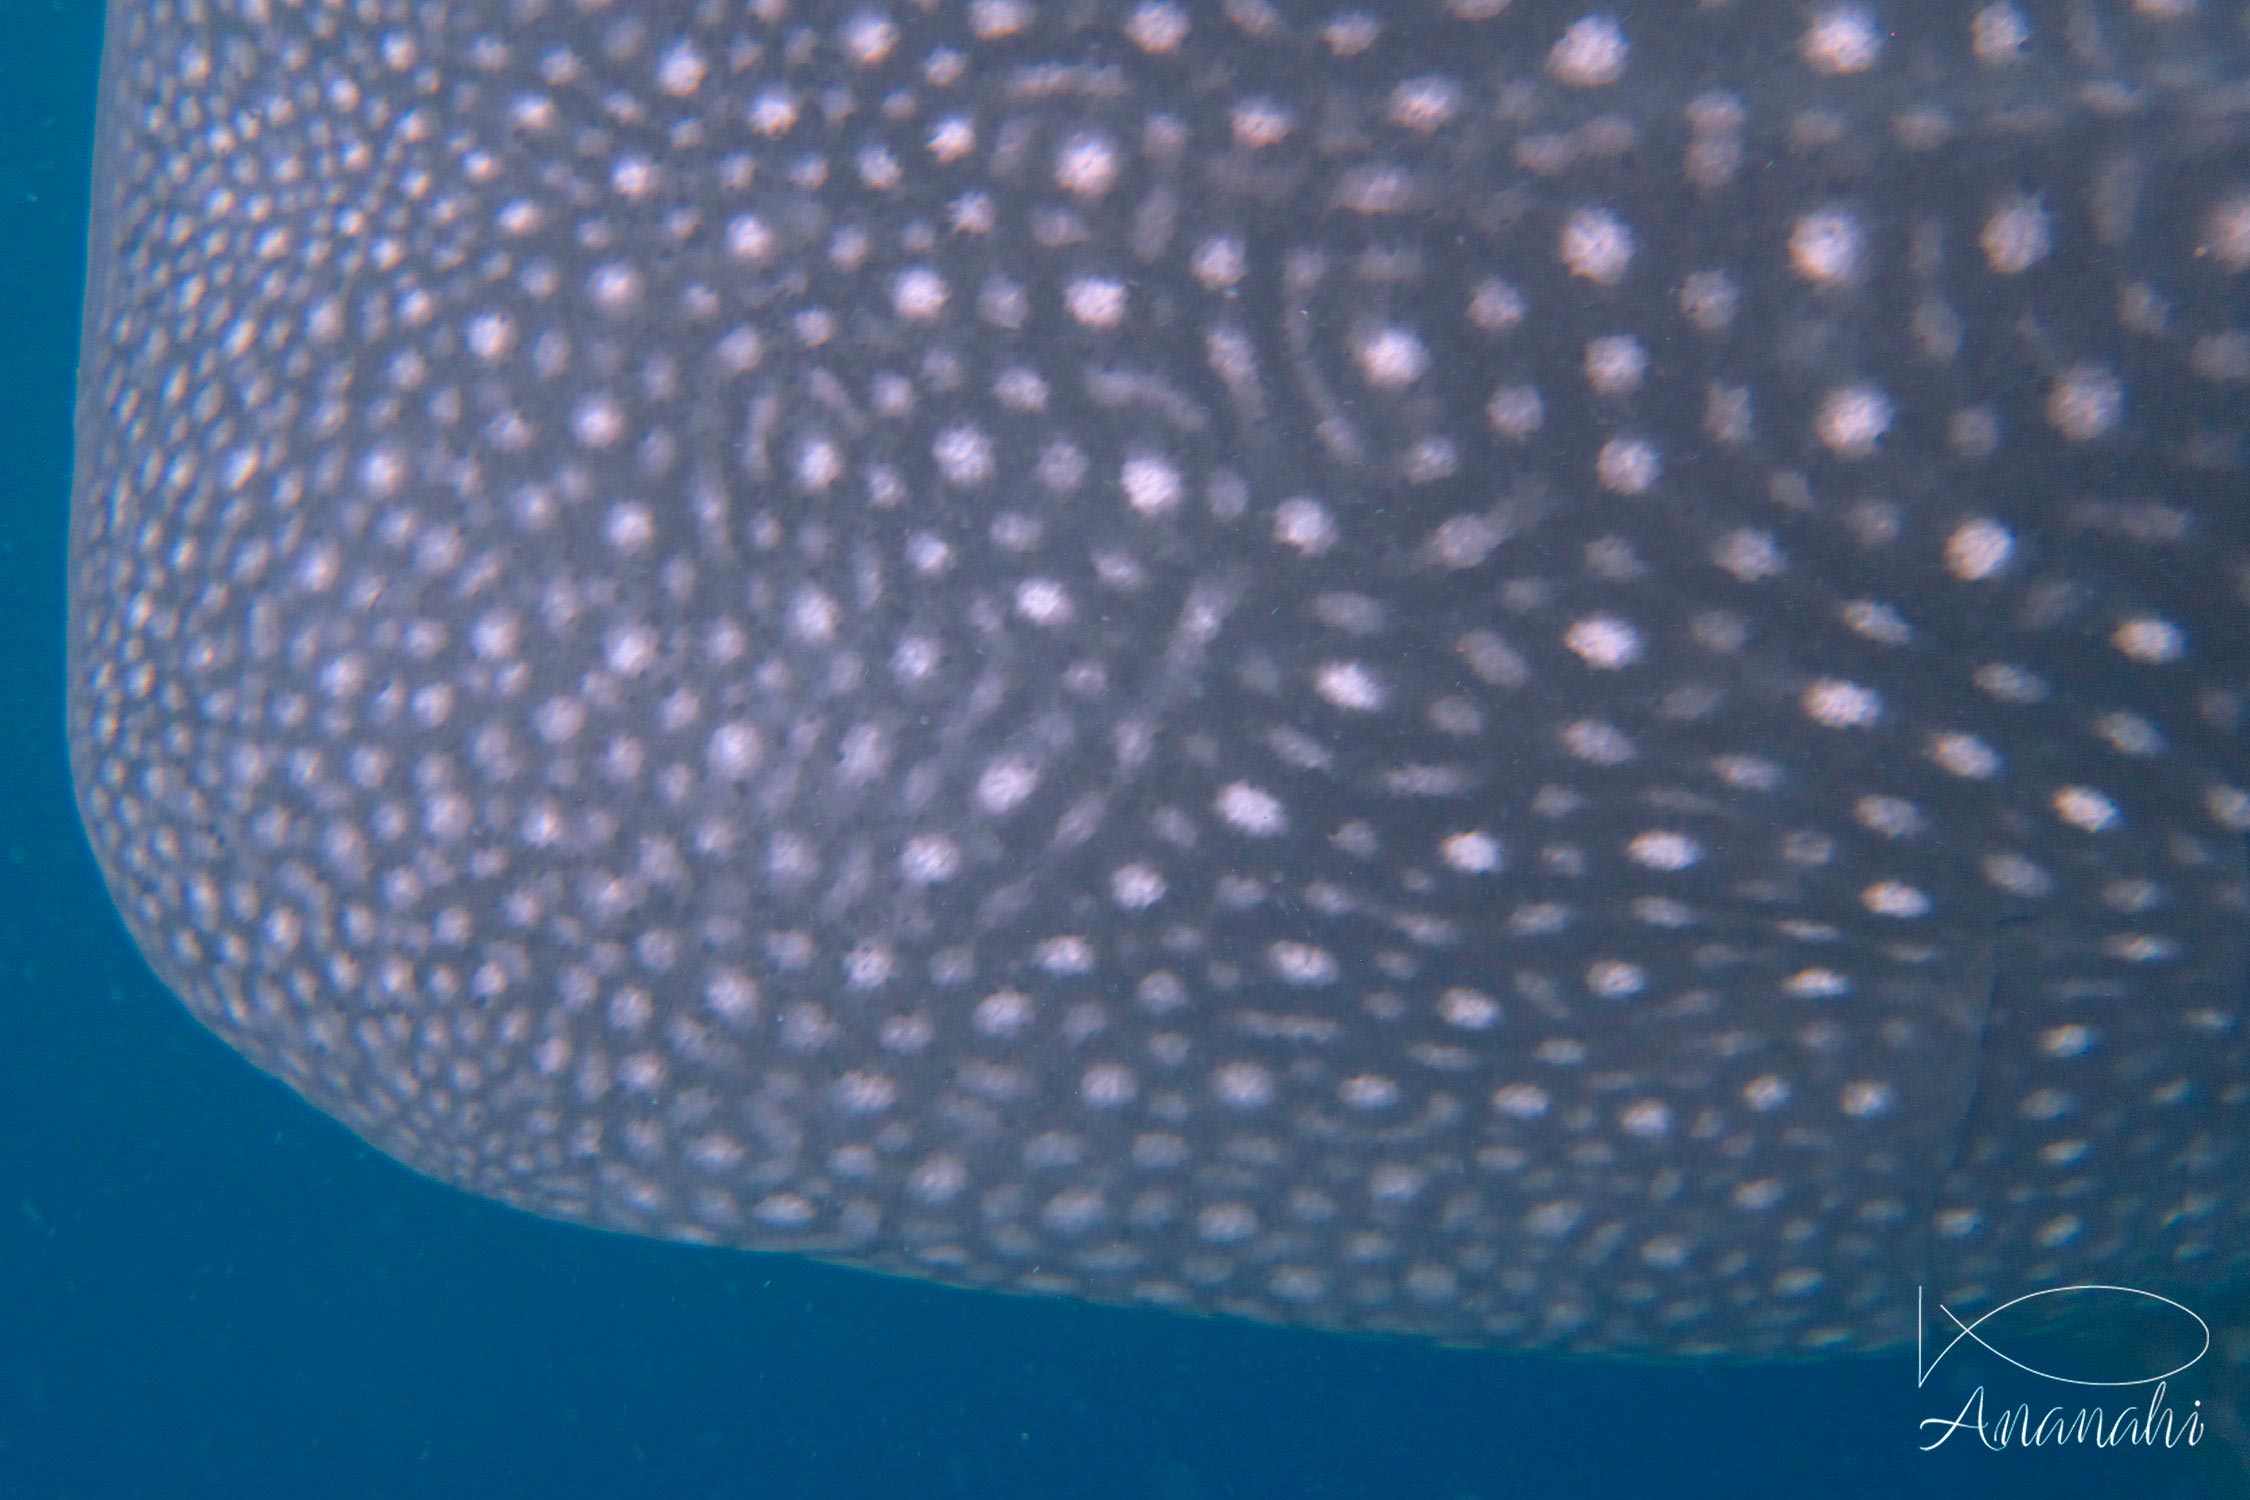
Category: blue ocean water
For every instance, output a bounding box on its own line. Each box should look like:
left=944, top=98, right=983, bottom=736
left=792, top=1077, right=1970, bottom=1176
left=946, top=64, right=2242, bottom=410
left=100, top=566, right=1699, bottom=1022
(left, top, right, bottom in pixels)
left=0, top=6, right=2229, bottom=1498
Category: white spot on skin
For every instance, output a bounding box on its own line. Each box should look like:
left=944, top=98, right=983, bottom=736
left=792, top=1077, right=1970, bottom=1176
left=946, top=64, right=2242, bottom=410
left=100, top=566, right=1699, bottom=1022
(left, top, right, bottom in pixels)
left=1042, top=1189, right=1106, bottom=1234
left=1014, top=578, right=1074, bottom=626
left=1274, top=498, right=1338, bottom=555
left=1469, top=279, right=1526, bottom=331
left=1563, top=720, right=1635, bottom=765
left=466, top=312, right=516, bottom=362
left=973, top=990, right=1033, bottom=1037
left=2094, top=712, right=2163, bottom=756
left=1620, top=1100, right=1671, bottom=1137
left=1982, top=195, right=2052, bottom=274
left=1492, top=1083, right=1548, bottom=1118
left=1339, top=1075, right=1400, bottom=1110
left=1984, top=853, right=2056, bottom=898
left=1440, top=831, right=1502, bottom=874
left=1487, top=386, right=1545, bottom=439
left=1929, top=731, right=2001, bottom=779
left=1121, top=454, right=1183, bottom=517
left=1743, top=1076, right=1791, bottom=1111
left=892, top=266, right=949, bottom=321
left=1972, top=5, right=2031, bottom=65
left=1230, top=98, right=1294, bottom=150
left=1216, top=781, right=1287, bottom=836
left=753, top=1194, right=816, bottom=1228
left=834, top=1072, right=898, bottom=1114
left=900, top=835, right=961, bottom=884
left=2048, top=365, right=2123, bottom=441
left=2052, top=786, right=2121, bottom=832
left=1814, top=387, right=1892, bottom=457
left=1081, top=1064, right=1138, bottom=1107
left=725, top=215, right=776, bottom=263
left=1198, top=1203, right=1259, bottom=1243
left=1431, top=515, right=1504, bottom=569
left=1065, top=277, right=1128, bottom=328
left=977, top=756, right=1041, bottom=814
left=747, top=89, right=801, bottom=137
left=360, top=446, right=408, bottom=497
left=1564, top=616, right=1642, bottom=668
left=1789, top=209, right=1866, bottom=285
left=787, top=588, right=840, bottom=643
left=1356, top=326, right=1429, bottom=387
left=572, top=396, right=626, bottom=448
left=1734, top=1179, right=1784, bottom=1210
left=1125, top=1, right=1190, bottom=54
left=840, top=13, right=898, bottom=66
left=1842, top=601, right=1911, bottom=646
left=928, top=117, right=976, bottom=163
left=794, top=439, right=843, bottom=492
left=1315, top=662, right=1387, bottom=712
left=1586, top=960, right=1645, bottom=998
left=706, top=970, right=759, bottom=1023
left=1839, top=1081, right=1894, bottom=1117
left=1111, top=864, right=1166, bottom=909
left=1212, top=1062, right=1276, bottom=1110
left=2203, top=193, right=2250, bottom=272
left=1945, top=518, right=2014, bottom=580
left=707, top=722, right=762, bottom=779
left=1549, top=15, right=1628, bottom=86
left=1854, top=795, right=1923, bottom=837
left=1862, top=881, right=1932, bottom=918
left=1054, top=132, right=1121, bottom=197
left=2192, top=331, right=2250, bottom=382
left=933, top=426, right=995, bottom=486
left=2206, top=785, right=2250, bottom=831
left=1801, top=6, right=1883, bottom=74
left=1440, top=988, right=1501, bottom=1029
left=2112, top=616, right=2183, bottom=662
left=1595, top=438, right=1660, bottom=494
left=1715, top=529, right=1785, bottom=581
left=1192, top=236, right=1245, bottom=290
left=1801, top=678, right=1882, bottom=728
left=1269, top=941, right=1339, bottom=985
left=1641, top=1235, right=1691, bottom=1269
left=1559, top=207, right=1634, bottom=284
left=1369, top=1165, right=1426, bottom=1204
left=605, top=624, right=659, bottom=675
left=1627, top=831, right=1701, bottom=871
left=657, top=41, right=706, bottom=95
left=1527, top=1201, right=1582, bottom=1236
left=1679, top=271, right=1738, bottom=331
left=1584, top=335, right=1648, bottom=395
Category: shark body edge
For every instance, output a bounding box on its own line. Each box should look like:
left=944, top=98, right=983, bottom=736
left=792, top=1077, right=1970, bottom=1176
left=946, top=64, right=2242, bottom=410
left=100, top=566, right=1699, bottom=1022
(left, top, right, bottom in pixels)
left=69, top=0, right=2250, bottom=1356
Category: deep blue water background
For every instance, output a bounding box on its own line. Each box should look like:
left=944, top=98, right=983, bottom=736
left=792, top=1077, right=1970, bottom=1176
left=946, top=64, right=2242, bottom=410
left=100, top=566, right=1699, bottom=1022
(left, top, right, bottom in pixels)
left=0, top=6, right=2229, bottom=1497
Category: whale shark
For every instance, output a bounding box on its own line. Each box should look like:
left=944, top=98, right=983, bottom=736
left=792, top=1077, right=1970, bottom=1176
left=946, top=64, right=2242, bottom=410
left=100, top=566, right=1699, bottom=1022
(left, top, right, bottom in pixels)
left=67, top=0, right=2249, bottom=1361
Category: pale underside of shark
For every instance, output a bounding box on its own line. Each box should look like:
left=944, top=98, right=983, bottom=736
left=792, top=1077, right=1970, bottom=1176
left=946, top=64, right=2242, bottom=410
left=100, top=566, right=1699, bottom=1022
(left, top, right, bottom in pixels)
left=67, top=0, right=2250, bottom=1358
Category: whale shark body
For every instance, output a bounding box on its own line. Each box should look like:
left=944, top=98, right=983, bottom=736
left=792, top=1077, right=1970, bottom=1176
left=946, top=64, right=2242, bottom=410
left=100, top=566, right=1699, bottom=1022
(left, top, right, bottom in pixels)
left=67, top=0, right=2250, bottom=1358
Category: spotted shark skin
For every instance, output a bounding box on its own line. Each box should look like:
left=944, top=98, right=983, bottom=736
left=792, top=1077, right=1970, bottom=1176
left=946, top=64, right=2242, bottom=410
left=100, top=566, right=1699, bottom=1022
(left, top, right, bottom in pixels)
left=68, top=0, right=2250, bottom=1356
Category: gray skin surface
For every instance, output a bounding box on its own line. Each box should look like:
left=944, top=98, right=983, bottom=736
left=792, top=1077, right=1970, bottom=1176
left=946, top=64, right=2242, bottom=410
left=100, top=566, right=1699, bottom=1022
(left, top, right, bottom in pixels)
left=68, top=0, right=2250, bottom=1355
